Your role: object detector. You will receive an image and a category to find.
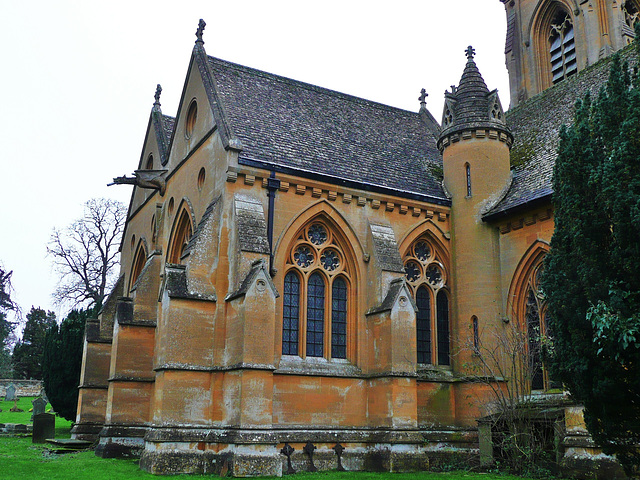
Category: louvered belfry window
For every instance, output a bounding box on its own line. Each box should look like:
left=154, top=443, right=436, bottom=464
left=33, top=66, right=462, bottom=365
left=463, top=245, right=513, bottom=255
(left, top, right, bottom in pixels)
left=550, top=13, right=577, bottom=84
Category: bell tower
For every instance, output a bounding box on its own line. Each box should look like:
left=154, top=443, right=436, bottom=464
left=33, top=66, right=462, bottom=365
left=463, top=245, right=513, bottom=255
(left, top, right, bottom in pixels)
left=501, top=0, right=640, bottom=108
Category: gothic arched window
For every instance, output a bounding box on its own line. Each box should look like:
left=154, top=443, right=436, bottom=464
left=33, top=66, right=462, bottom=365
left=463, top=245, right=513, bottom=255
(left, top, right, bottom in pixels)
left=130, top=241, right=147, bottom=293
left=549, top=12, right=577, bottom=84
left=403, top=237, right=450, bottom=366
left=524, top=261, right=547, bottom=390
left=282, top=220, right=353, bottom=360
left=167, top=206, right=193, bottom=264
left=623, top=1, right=640, bottom=44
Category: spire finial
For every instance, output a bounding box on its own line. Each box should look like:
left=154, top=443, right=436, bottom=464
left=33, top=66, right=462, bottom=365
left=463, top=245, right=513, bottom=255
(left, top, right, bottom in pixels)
left=419, top=88, right=428, bottom=107
left=154, top=84, right=162, bottom=107
left=465, top=45, right=476, bottom=60
left=196, top=19, right=206, bottom=45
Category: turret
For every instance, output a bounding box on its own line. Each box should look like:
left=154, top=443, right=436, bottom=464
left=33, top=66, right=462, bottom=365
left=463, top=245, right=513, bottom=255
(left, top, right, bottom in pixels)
left=439, top=47, right=512, bottom=373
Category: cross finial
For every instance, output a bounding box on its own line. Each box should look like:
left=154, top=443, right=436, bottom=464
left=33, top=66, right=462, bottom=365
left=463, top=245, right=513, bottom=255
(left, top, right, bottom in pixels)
left=196, top=19, right=206, bottom=45
left=154, top=84, right=162, bottom=106
left=465, top=45, right=476, bottom=60
left=419, top=88, right=428, bottom=106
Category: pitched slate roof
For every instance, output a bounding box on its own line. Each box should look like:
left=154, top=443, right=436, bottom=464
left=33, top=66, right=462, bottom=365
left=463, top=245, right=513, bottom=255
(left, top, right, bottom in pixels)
left=483, top=45, right=634, bottom=219
left=205, top=56, right=447, bottom=203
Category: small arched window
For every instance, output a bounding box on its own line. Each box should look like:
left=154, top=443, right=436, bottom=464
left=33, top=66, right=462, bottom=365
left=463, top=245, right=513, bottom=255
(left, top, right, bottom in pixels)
left=167, top=207, right=193, bottom=264
left=403, top=236, right=450, bottom=366
left=282, top=220, right=353, bottom=360
left=472, top=316, right=479, bottom=354
left=465, top=163, right=472, bottom=197
left=130, top=241, right=147, bottom=293
left=549, top=12, right=577, bottom=84
left=145, top=154, right=154, bottom=170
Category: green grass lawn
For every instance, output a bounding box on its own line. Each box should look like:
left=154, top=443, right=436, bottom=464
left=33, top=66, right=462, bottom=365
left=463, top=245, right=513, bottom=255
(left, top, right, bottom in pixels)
left=0, top=397, right=536, bottom=480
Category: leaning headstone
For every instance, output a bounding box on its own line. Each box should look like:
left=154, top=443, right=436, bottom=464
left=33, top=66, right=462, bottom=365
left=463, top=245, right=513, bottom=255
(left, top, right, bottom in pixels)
left=5, top=384, right=17, bottom=402
left=32, top=414, right=55, bottom=444
left=31, top=397, right=47, bottom=420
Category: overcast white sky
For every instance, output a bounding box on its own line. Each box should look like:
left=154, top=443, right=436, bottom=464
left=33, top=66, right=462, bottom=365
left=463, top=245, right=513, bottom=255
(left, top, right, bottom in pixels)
left=0, top=1, right=509, bottom=326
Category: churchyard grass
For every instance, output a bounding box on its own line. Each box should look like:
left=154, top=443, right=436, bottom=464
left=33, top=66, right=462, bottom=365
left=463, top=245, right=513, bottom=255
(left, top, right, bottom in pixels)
left=1, top=399, right=535, bottom=479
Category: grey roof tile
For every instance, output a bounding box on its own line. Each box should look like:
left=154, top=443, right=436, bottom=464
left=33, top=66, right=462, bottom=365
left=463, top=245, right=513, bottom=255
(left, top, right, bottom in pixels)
left=484, top=45, right=635, bottom=218
left=206, top=56, right=446, bottom=201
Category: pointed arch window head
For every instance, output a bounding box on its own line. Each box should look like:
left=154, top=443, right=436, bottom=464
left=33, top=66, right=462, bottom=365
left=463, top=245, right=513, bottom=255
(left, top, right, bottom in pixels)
left=168, top=208, right=193, bottom=264
left=130, top=241, right=147, bottom=293
left=282, top=220, right=353, bottom=360
left=623, top=1, right=640, bottom=43
left=403, top=236, right=450, bottom=366
left=549, top=12, right=577, bottom=84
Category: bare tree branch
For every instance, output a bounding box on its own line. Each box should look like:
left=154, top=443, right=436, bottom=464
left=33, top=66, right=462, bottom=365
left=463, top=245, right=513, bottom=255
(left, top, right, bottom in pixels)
left=47, top=198, right=126, bottom=309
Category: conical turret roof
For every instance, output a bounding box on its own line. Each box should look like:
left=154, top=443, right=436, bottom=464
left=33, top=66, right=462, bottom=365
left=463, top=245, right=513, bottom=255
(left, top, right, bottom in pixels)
left=438, top=46, right=511, bottom=148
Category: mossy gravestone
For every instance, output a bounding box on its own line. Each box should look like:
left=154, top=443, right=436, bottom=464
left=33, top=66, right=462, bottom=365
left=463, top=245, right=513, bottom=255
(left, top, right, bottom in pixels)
left=33, top=413, right=55, bottom=443
left=31, top=397, right=47, bottom=420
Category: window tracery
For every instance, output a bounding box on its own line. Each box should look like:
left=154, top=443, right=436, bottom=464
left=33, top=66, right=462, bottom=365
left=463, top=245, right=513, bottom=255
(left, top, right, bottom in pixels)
left=524, top=260, right=547, bottom=390
left=282, top=221, right=352, bottom=360
left=403, top=236, right=450, bottom=365
left=623, top=1, right=640, bottom=44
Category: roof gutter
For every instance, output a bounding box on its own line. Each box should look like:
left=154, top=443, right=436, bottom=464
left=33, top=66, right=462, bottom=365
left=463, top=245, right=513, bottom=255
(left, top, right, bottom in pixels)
left=482, top=192, right=553, bottom=223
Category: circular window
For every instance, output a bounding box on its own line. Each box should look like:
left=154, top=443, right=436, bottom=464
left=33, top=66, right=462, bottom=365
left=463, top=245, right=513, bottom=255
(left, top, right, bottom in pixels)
left=168, top=197, right=175, bottom=215
left=293, top=245, right=314, bottom=268
left=145, top=154, right=153, bottom=170
left=308, top=224, right=328, bottom=246
left=320, top=249, right=340, bottom=271
left=425, top=265, right=443, bottom=287
left=185, top=100, right=198, bottom=138
left=404, top=261, right=421, bottom=282
left=414, top=241, right=431, bottom=262
left=197, top=167, right=206, bottom=191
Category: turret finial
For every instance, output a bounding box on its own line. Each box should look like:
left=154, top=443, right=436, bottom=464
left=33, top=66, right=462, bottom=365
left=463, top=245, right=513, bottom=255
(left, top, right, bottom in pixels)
left=465, top=45, right=476, bottom=60
left=418, top=88, right=428, bottom=107
left=196, top=19, right=206, bottom=45
left=154, top=84, right=162, bottom=107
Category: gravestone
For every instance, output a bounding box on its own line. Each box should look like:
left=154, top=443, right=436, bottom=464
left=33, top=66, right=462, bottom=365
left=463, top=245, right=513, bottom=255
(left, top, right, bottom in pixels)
left=39, top=387, right=49, bottom=404
left=5, top=384, right=17, bottom=401
left=31, top=397, right=47, bottom=420
left=32, top=413, right=55, bottom=444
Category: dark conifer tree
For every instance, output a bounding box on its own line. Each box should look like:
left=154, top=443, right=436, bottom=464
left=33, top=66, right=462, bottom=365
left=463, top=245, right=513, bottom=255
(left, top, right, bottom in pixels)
left=42, top=306, right=95, bottom=421
left=543, top=44, right=640, bottom=472
left=12, top=307, right=56, bottom=379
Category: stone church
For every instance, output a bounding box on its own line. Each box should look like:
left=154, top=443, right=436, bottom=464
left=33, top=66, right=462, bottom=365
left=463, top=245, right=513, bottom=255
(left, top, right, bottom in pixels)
left=73, top=1, right=639, bottom=476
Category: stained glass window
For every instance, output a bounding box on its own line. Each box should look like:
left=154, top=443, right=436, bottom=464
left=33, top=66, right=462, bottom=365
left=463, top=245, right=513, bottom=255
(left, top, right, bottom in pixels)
left=284, top=220, right=351, bottom=360
left=306, top=273, right=325, bottom=357
left=425, top=265, right=443, bottom=287
left=404, top=261, right=420, bottom=282
left=308, top=224, right=328, bottom=245
left=414, top=241, right=431, bottom=262
left=416, top=286, right=432, bottom=364
left=320, top=249, right=340, bottom=272
left=294, top=245, right=314, bottom=268
left=331, top=277, right=347, bottom=359
left=283, top=272, right=300, bottom=355
left=437, top=291, right=450, bottom=366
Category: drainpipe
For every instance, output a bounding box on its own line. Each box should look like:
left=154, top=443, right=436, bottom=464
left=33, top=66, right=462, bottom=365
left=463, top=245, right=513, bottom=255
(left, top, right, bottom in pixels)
left=266, top=170, right=281, bottom=276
